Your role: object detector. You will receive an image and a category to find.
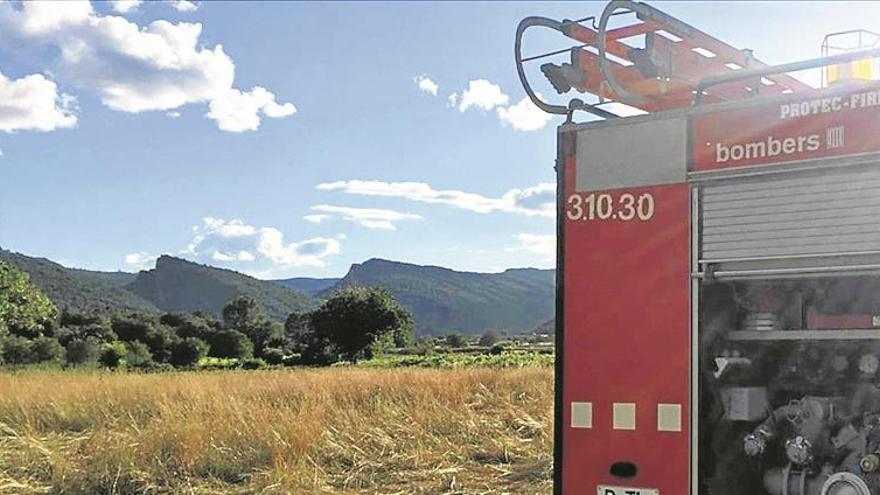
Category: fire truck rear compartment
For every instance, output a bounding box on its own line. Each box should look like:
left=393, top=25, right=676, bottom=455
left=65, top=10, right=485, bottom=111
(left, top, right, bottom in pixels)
left=697, top=165, right=880, bottom=495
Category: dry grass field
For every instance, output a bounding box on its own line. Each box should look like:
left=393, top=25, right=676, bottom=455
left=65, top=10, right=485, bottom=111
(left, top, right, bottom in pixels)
left=0, top=368, right=553, bottom=494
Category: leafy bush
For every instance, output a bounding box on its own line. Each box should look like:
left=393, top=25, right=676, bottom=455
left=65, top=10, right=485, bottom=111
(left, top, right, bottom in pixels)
left=140, top=362, right=176, bottom=373
left=54, top=320, right=116, bottom=346
left=169, top=337, right=208, bottom=368
left=478, top=330, right=503, bottom=347
left=489, top=344, right=506, bottom=355
left=240, top=357, right=266, bottom=370
left=444, top=332, right=468, bottom=348
left=98, top=341, right=127, bottom=369
left=281, top=354, right=300, bottom=367
left=207, top=329, right=253, bottom=359
left=163, top=313, right=217, bottom=341
left=357, top=350, right=553, bottom=369
left=197, top=356, right=239, bottom=370
left=31, top=336, right=64, bottom=363
left=65, top=338, right=98, bottom=366
left=125, top=341, right=154, bottom=369
left=2, top=335, right=34, bottom=364
left=261, top=347, right=285, bottom=365
left=112, top=315, right=176, bottom=362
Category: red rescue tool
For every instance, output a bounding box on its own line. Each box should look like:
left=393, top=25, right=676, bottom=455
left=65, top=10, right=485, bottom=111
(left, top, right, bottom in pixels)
left=516, top=2, right=880, bottom=494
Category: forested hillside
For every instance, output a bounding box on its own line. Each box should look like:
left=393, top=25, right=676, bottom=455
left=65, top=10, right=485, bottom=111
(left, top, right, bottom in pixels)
left=332, top=259, right=554, bottom=334
left=127, top=255, right=314, bottom=320
left=0, top=250, right=159, bottom=314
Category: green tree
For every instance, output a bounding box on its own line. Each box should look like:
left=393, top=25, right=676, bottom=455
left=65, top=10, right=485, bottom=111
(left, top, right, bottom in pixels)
left=31, top=336, right=64, bottom=363
left=55, top=312, right=116, bottom=345
left=222, top=297, right=282, bottom=356
left=65, top=339, right=98, bottom=366
left=164, top=313, right=215, bottom=341
left=169, top=337, right=208, bottom=367
left=2, top=335, right=34, bottom=364
left=478, top=330, right=503, bottom=347
left=261, top=347, right=285, bottom=365
left=306, top=287, right=413, bottom=363
left=223, top=297, right=263, bottom=331
left=251, top=320, right=283, bottom=356
left=0, top=262, right=57, bottom=338
left=207, top=329, right=253, bottom=359
left=111, top=315, right=176, bottom=362
left=445, top=332, right=468, bottom=348
left=125, top=341, right=154, bottom=369
left=98, top=341, right=127, bottom=369
left=284, top=312, right=312, bottom=353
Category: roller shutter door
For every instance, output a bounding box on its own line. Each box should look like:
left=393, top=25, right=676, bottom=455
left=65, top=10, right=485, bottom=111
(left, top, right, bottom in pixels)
left=700, top=165, right=880, bottom=264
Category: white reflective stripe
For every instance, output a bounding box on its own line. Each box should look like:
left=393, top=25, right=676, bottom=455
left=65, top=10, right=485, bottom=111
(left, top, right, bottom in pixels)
left=657, top=403, right=682, bottom=432
left=612, top=403, right=636, bottom=430
left=571, top=402, right=593, bottom=429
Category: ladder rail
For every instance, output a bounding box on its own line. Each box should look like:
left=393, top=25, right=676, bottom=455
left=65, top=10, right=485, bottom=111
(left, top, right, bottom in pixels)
left=693, top=47, right=880, bottom=106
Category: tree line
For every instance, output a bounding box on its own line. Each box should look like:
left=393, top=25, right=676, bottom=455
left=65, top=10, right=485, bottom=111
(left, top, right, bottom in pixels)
left=0, top=261, right=413, bottom=369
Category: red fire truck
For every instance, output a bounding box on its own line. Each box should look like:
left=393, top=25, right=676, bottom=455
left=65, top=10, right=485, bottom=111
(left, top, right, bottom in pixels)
left=516, top=2, right=880, bottom=494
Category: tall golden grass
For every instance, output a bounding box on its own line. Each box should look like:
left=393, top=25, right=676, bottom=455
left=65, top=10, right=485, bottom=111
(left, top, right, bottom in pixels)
left=0, top=368, right=553, bottom=494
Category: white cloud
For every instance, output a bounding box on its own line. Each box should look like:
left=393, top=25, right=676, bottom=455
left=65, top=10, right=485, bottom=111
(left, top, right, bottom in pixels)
left=457, top=79, right=509, bottom=112
left=510, top=233, right=555, bottom=267
left=0, top=2, right=295, bottom=132
left=0, top=148, right=4, bottom=157
left=211, top=250, right=255, bottom=262
left=200, top=217, right=256, bottom=237
left=447, top=79, right=553, bottom=131
left=11, top=0, right=93, bottom=35
left=311, top=205, right=422, bottom=230
left=166, top=110, right=181, bottom=118
left=257, top=228, right=341, bottom=266
left=497, top=96, right=553, bottom=131
left=0, top=71, right=78, bottom=132
left=169, top=0, right=199, bottom=12
left=182, top=217, right=341, bottom=271
left=414, top=75, right=438, bottom=96
left=316, top=180, right=555, bottom=218
left=513, top=233, right=555, bottom=255
left=206, top=87, right=296, bottom=132
left=110, top=1, right=142, bottom=13
left=124, top=251, right=157, bottom=269
left=303, top=214, right=330, bottom=224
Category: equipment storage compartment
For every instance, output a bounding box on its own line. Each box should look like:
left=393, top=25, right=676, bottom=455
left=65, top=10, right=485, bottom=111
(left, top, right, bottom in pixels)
left=699, top=164, right=880, bottom=275
left=698, top=277, right=880, bottom=495
left=696, top=164, right=880, bottom=495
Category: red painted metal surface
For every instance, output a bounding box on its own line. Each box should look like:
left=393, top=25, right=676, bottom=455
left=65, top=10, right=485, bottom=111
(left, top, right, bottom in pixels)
left=561, top=154, right=691, bottom=494
left=692, top=83, right=880, bottom=171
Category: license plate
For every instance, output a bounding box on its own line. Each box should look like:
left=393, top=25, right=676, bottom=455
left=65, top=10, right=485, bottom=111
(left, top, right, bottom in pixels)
left=597, top=486, right=659, bottom=495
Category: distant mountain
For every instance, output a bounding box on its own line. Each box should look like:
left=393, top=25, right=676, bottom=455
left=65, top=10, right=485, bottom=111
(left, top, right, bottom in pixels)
left=331, top=259, right=555, bottom=335
left=272, top=277, right=340, bottom=296
left=126, top=255, right=314, bottom=320
left=0, top=250, right=159, bottom=314
left=532, top=319, right=555, bottom=335
left=69, top=268, right=138, bottom=287
left=2, top=249, right=555, bottom=333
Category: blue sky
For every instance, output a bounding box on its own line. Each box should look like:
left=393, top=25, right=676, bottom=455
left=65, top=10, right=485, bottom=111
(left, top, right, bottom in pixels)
left=1, top=1, right=879, bottom=279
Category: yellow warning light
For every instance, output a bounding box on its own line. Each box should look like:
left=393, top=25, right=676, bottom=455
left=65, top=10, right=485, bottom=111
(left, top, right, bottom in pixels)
left=827, top=58, right=876, bottom=86
left=822, top=29, right=880, bottom=87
